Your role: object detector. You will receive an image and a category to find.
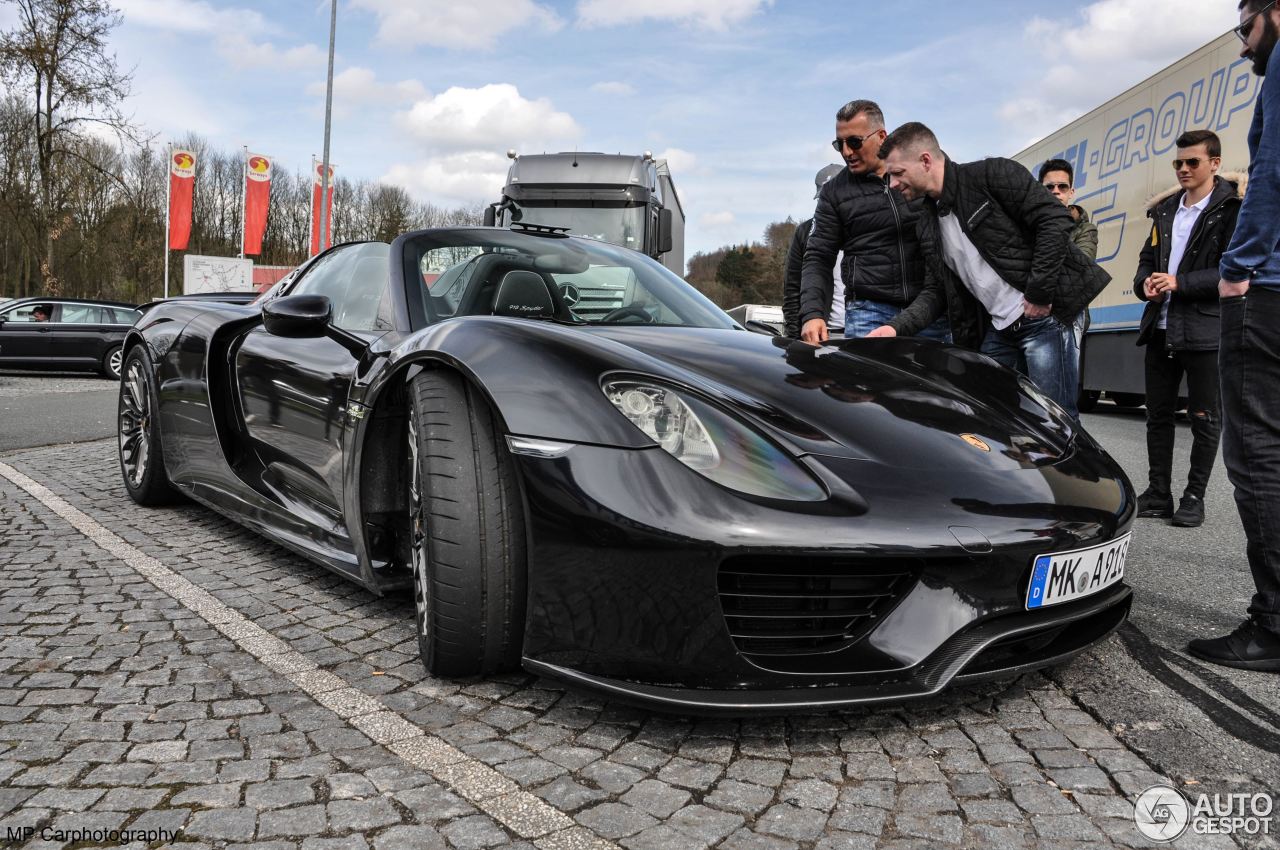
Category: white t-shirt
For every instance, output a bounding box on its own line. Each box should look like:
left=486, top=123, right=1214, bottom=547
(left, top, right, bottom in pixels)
left=830, top=251, right=845, bottom=328
left=937, top=211, right=1025, bottom=330
left=1158, top=192, right=1211, bottom=330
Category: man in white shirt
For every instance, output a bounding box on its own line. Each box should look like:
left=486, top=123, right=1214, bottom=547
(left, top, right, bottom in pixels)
left=1132, top=130, right=1243, bottom=528
left=868, top=123, right=1110, bottom=419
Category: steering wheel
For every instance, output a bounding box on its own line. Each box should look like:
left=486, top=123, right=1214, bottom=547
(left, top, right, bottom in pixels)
left=599, top=304, right=655, bottom=324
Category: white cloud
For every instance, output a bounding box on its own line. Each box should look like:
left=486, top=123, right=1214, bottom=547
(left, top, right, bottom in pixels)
left=395, top=84, right=581, bottom=153
left=577, top=0, right=771, bottom=30
left=590, top=81, right=636, bottom=96
left=117, top=0, right=324, bottom=72
left=350, top=0, right=561, bottom=50
left=386, top=84, right=581, bottom=208
left=999, top=0, right=1239, bottom=143
left=700, top=211, right=736, bottom=229
left=306, top=68, right=426, bottom=109
left=383, top=152, right=510, bottom=209
left=658, top=147, right=697, bottom=173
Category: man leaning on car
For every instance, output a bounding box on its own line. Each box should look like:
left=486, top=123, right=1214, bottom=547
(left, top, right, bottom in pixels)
left=799, top=99, right=950, bottom=344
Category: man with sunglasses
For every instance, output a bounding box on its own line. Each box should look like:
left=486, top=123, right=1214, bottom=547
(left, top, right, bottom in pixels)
left=1186, top=0, right=1280, bottom=672
left=1133, top=130, right=1241, bottom=531
left=798, top=100, right=949, bottom=344
left=869, top=122, right=1109, bottom=419
left=1038, top=159, right=1098, bottom=261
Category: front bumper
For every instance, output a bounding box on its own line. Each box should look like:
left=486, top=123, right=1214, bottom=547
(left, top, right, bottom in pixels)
left=525, top=584, right=1131, bottom=714
left=514, top=440, right=1133, bottom=712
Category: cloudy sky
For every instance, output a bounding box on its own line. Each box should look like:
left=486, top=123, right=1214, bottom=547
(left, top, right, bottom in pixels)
left=0, top=0, right=1244, bottom=264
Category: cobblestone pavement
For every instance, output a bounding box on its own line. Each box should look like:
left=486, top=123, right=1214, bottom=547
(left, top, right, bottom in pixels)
left=0, top=439, right=1253, bottom=849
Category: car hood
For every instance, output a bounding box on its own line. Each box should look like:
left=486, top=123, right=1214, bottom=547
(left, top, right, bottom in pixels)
left=583, top=326, right=1074, bottom=471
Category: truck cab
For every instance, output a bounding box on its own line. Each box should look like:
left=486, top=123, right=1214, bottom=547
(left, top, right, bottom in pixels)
left=484, top=151, right=685, bottom=278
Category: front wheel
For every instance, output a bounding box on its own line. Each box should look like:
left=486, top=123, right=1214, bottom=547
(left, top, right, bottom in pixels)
left=118, top=346, right=182, bottom=505
left=407, top=369, right=527, bottom=677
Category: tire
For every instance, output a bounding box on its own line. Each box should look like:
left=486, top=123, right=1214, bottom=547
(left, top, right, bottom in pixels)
left=1077, top=389, right=1101, bottom=414
left=117, top=346, right=182, bottom=505
left=101, top=345, right=123, bottom=380
left=407, top=369, right=527, bottom=677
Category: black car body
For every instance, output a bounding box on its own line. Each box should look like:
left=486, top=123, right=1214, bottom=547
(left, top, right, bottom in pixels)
left=0, top=297, right=140, bottom=379
left=116, top=227, right=1135, bottom=713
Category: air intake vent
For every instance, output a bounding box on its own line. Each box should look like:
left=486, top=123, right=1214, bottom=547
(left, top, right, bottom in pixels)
left=718, top=556, right=919, bottom=661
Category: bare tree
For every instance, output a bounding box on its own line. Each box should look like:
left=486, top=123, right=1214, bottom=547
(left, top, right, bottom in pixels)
left=0, top=0, right=137, bottom=294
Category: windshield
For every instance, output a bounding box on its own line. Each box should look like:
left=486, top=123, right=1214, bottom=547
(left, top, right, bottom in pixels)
left=407, top=228, right=735, bottom=330
left=504, top=205, right=646, bottom=251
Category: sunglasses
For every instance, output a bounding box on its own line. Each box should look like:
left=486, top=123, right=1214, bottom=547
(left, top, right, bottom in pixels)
left=1172, top=157, right=1215, bottom=170
left=1236, top=0, right=1277, bottom=43
left=1043, top=182, right=1071, bottom=192
left=830, top=133, right=877, bottom=152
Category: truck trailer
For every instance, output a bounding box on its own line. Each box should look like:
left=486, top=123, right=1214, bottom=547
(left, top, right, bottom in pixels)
left=484, top=151, right=685, bottom=278
left=1013, top=31, right=1259, bottom=410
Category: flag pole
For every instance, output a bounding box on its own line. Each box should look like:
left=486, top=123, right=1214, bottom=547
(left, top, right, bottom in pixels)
left=319, top=0, right=337, bottom=252
left=240, top=146, right=248, bottom=259
left=163, top=142, right=172, bottom=298
left=308, top=155, right=316, bottom=256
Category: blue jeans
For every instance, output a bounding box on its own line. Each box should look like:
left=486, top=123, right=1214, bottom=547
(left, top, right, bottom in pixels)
left=845, top=298, right=952, bottom=342
left=980, top=315, right=1080, bottom=419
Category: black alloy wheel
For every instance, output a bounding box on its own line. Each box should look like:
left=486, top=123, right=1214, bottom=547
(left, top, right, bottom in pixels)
left=407, top=369, right=527, bottom=677
left=117, top=346, right=181, bottom=505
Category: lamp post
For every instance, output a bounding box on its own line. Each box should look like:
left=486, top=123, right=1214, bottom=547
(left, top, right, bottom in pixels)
left=319, top=0, right=337, bottom=252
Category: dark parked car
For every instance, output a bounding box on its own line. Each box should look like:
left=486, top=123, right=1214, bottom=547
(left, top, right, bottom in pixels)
left=116, top=227, right=1134, bottom=713
left=0, top=297, right=140, bottom=380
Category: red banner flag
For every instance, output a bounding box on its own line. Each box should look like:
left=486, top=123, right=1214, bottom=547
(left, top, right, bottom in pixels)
left=310, top=161, right=335, bottom=256
left=243, top=152, right=272, bottom=256
left=168, top=149, right=196, bottom=251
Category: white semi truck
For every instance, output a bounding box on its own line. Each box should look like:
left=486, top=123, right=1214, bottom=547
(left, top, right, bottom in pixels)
left=483, top=150, right=685, bottom=275
left=1013, top=32, right=1259, bottom=410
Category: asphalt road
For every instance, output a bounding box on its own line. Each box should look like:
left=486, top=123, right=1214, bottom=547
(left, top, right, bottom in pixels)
left=0, top=372, right=118, bottom=452
left=3, top=373, right=1276, bottom=823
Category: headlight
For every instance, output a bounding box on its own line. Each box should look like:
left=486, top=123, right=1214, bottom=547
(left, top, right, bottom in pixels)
left=603, top=379, right=825, bottom=501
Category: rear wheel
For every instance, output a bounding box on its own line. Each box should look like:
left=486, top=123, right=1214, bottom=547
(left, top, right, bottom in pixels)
left=102, top=345, right=123, bottom=380
left=407, top=369, right=526, bottom=677
left=118, top=346, right=181, bottom=505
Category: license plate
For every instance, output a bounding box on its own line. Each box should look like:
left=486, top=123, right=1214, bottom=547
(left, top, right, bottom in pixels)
left=1026, top=533, right=1130, bottom=609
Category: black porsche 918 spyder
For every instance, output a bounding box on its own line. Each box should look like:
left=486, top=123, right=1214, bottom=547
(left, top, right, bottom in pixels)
left=117, top=224, right=1135, bottom=713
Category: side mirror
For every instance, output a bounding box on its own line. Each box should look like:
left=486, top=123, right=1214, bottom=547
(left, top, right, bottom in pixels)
left=658, top=209, right=674, bottom=254
left=263, top=294, right=330, bottom=338
left=482, top=204, right=497, bottom=227
left=262, top=293, right=369, bottom=358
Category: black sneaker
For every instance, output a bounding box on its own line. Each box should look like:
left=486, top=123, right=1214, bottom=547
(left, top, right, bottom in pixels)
left=1171, top=495, right=1205, bottom=527
left=1136, top=489, right=1173, bottom=518
left=1187, top=619, right=1280, bottom=672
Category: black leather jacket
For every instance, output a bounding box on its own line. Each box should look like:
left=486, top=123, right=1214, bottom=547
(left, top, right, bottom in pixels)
left=889, top=156, right=1111, bottom=349
left=1134, top=175, right=1243, bottom=351
left=798, top=168, right=925, bottom=327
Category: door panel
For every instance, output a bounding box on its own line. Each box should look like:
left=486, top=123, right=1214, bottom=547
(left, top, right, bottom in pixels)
left=235, top=330, right=354, bottom=520
left=0, top=304, right=53, bottom=364
left=48, top=303, right=107, bottom=366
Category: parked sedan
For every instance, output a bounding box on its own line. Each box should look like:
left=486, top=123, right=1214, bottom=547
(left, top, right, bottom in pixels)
left=116, top=227, right=1134, bottom=713
left=0, top=297, right=140, bottom=379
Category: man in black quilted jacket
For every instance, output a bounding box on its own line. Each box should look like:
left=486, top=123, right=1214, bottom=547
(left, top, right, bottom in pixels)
left=783, top=164, right=845, bottom=338
left=798, top=99, right=950, bottom=344
left=870, top=122, right=1110, bottom=419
